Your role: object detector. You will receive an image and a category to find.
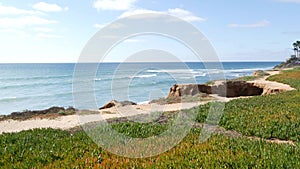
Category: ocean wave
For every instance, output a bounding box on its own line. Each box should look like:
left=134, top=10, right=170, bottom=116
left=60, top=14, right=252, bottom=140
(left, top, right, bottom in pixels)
left=94, top=74, right=158, bottom=81
left=223, top=67, right=274, bottom=74
left=193, top=73, right=207, bottom=78
left=0, top=97, right=20, bottom=102
left=132, top=74, right=157, bottom=78
left=146, top=69, right=199, bottom=74
left=0, top=81, right=72, bottom=90
left=0, top=74, right=72, bottom=81
left=0, top=90, right=98, bottom=104
left=94, top=76, right=130, bottom=82
left=147, top=67, right=272, bottom=76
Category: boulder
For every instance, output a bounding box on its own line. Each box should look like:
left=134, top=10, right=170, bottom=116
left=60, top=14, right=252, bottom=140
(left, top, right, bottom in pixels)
left=99, top=100, right=137, bottom=110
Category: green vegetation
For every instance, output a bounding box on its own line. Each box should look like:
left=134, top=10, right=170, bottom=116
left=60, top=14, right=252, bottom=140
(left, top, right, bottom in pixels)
left=0, top=129, right=103, bottom=168
left=221, top=91, right=300, bottom=141
left=0, top=68, right=299, bottom=168
left=230, top=75, right=258, bottom=81
left=196, top=68, right=300, bottom=141
left=58, top=109, right=75, bottom=116
left=226, top=68, right=300, bottom=140
left=229, top=70, right=270, bottom=82
left=267, top=67, right=300, bottom=90
left=275, top=57, right=300, bottom=69
left=1, top=128, right=299, bottom=168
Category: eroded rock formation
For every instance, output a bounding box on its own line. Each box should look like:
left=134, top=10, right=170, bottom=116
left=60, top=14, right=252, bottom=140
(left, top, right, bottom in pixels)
left=167, top=81, right=278, bottom=98
left=251, top=81, right=294, bottom=95
left=168, top=84, right=211, bottom=98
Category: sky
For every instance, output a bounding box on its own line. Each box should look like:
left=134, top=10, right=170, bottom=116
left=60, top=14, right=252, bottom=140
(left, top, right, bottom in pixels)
left=0, top=0, right=300, bottom=63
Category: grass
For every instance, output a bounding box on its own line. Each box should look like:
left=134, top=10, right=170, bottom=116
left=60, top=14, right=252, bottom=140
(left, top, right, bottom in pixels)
left=0, top=68, right=300, bottom=168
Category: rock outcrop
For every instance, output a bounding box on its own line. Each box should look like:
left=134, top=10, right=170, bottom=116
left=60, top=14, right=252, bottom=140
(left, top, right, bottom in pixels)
left=222, top=81, right=263, bottom=97
left=251, top=81, right=294, bottom=95
left=0, top=107, right=77, bottom=121
left=168, top=84, right=211, bottom=98
left=167, top=81, right=264, bottom=98
left=99, top=100, right=137, bottom=110
left=167, top=76, right=296, bottom=99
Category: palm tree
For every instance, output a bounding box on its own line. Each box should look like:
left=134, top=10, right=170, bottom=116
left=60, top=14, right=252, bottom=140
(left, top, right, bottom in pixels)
left=293, top=42, right=298, bottom=57
left=297, top=41, right=300, bottom=58
left=292, top=41, right=300, bottom=58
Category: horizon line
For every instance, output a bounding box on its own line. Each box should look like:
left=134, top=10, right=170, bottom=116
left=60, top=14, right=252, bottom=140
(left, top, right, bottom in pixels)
left=0, top=60, right=283, bottom=64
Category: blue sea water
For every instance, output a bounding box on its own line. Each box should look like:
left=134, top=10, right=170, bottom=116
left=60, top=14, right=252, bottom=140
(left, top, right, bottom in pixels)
left=0, top=62, right=279, bottom=115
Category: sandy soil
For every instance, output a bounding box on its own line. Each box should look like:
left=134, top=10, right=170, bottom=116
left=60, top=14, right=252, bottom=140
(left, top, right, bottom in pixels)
left=0, top=69, right=295, bottom=134
left=0, top=102, right=208, bottom=134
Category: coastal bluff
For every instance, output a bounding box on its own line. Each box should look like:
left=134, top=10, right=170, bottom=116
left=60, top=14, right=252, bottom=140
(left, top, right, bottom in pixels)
left=167, top=82, right=263, bottom=98
left=167, top=78, right=294, bottom=98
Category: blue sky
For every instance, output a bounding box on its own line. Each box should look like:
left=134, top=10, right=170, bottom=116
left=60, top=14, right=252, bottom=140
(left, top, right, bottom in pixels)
left=0, top=0, right=299, bottom=63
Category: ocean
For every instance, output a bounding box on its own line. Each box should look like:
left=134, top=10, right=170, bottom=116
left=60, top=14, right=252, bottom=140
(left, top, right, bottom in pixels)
left=0, top=62, right=279, bottom=115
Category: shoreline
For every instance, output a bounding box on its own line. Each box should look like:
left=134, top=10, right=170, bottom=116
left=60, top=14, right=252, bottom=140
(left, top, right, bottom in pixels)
left=0, top=68, right=295, bottom=134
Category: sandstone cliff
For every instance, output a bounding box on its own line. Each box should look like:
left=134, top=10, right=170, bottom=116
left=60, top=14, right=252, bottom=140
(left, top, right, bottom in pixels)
left=167, top=79, right=294, bottom=99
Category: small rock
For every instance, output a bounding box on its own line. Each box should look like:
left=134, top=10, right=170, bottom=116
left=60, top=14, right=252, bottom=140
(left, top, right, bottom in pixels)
left=99, top=100, right=137, bottom=110
left=253, top=70, right=270, bottom=77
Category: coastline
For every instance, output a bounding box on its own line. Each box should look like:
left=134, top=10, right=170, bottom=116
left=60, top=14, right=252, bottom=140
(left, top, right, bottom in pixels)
left=0, top=62, right=280, bottom=116
left=0, top=68, right=295, bottom=134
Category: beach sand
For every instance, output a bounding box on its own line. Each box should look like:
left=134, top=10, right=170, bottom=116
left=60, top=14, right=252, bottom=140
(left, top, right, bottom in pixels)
left=0, top=102, right=207, bottom=134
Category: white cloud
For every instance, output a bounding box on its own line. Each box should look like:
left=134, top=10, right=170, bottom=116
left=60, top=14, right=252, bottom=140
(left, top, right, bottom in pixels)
left=33, top=2, right=68, bottom=12
left=36, top=33, right=62, bottom=39
left=0, top=3, right=61, bottom=39
left=0, top=3, right=37, bottom=15
left=276, top=0, right=300, bottom=3
left=0, top=28, right=25, bottom=34
left=94, top=0, right=137, bottom=11
left=228, top=20, right=270, bottom=28
left=94, top=23, right=106, bottom=29
left=33, top=27, right=53, bottom=32
left=119, top=8, right=205, bottom=22
left=119, top=9, right=161, bottom=18
left=93, top=22, right=126, bottom=29
left=123, top=39, right=143, bottom=43
left=0, top=16, right=57, bottom=28
left=167, top=8, right=206, bottom=22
